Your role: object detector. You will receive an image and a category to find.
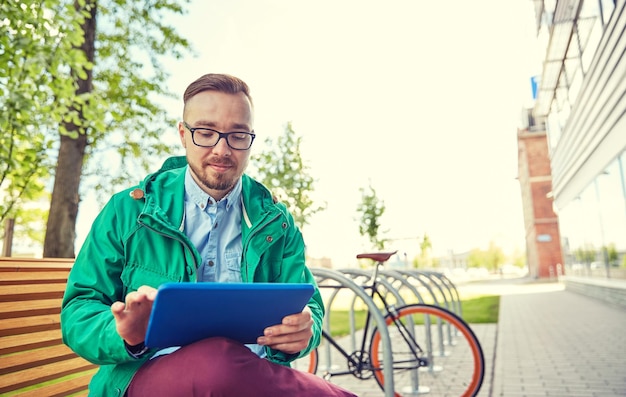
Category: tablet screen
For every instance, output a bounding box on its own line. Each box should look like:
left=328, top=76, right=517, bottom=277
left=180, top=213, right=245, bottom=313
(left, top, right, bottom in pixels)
left=145, top=282, right=315, bottom=348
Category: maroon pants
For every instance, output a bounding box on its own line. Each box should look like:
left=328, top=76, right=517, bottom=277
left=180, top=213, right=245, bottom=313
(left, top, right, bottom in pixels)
left=126, top=337, right=357, bottom=397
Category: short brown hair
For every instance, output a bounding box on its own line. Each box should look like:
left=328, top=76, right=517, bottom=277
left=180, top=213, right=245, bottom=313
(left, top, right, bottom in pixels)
left=183, top=73, right=253, bottom=107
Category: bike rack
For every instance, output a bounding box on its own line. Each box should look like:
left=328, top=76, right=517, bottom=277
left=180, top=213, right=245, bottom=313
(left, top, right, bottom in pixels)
left=311, top=268, right=396, bottom=397
left=337, top=268, right=442, bottom=393
left=393, top=269, right=440, bottom=306
left=418, top=271, right=459, bottom=315
left=338, top=268, right=409, bottom=307
left=395, top=270, right=455, bottom=358
left=336, top=268, right=410, bottom=353
left=423, top=271, right=463, bottom=317
left=379, top=269, right=426, bottom=304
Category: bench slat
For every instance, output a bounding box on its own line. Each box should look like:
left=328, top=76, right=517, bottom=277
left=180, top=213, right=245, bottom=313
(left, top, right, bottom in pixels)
left=0, top=298, right=62, bottom=320
left=0, top=257, right=75, bottom=268
left=0, top=344, right=78, bottom=375
left=0, top=283, right=67, bottom=302
left=0, top=257, right=92, bottom=395
left=0, top=357, right=96, bottom=393
left=0, top=314, right=60, bottom=337
left=11, top=371, right=95, bottom=397
left=0, top=271, right=69, bottom=284
left=0, top=329, right=62, bottom=355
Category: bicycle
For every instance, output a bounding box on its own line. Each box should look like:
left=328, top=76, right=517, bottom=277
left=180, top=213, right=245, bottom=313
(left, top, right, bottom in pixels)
left=296, top=251, right=485, bottom=397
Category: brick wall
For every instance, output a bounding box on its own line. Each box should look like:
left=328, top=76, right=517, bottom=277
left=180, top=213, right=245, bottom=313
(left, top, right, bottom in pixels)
left=517, top=128, right=564, bottom=278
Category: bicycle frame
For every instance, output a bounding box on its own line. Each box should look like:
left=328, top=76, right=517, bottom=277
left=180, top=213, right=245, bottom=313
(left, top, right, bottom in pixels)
left=310, top=259, right=486, bottom=397
left=318, top=260, right=427, bottom=378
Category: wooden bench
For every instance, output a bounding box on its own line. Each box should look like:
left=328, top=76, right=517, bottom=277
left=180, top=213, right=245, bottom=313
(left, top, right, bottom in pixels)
left=0, top=257, right=96, bottom=396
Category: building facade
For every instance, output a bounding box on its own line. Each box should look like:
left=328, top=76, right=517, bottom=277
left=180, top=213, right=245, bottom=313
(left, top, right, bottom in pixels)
left=527, top=0, right=626, bottom=278
left=517, top=125, right=564, bottom=278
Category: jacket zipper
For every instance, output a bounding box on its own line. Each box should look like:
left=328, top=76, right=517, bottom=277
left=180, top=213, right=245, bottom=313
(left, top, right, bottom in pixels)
left=242, top=211, right=282, bottom=281
left=137, top=219, right=200, bottom=280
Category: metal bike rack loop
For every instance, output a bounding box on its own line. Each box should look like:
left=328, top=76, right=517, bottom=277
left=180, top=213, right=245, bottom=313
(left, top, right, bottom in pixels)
left=338, top=268, right=440, bottom=393
left=312, top=268, right=396, bottom=397
left=395, top=270, right=441, bottom=307
left=423, top=271, right=463, bottom=317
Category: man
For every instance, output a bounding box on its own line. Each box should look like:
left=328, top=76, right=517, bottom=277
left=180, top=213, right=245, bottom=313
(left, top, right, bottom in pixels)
left=61, top=73, right=355, bottom=396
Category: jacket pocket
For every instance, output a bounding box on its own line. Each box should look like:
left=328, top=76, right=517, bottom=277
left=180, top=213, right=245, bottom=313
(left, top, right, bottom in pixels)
left=120, top=264, right=182, bottom=294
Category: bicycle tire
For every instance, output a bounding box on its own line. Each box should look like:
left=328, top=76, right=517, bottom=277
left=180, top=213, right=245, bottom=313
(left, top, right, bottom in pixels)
left=293, top=347, right=318, bottom=374
left=370, top=303, right=485, bottom=397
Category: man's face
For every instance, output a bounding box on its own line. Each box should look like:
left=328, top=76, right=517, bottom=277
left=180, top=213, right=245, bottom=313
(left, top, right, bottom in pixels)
left=178, top=90, right=254, bottom=200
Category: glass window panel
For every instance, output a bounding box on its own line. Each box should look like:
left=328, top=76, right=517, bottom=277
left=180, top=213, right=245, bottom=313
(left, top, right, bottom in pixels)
left=568, top=67, right=583, bottom=104
left=600, top=0, right=615, bottom=25
left=581, top=18, right=602, bottom=72
left=579, top=0, right=600, bottom=18
left=546, top=104, right=562, bottom=149
left=596, top=159, right=626, bottom=253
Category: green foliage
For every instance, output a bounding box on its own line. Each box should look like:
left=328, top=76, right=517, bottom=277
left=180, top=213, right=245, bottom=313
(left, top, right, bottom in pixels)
left=511, top=247, right=527, bottom=268
left=605, top=243, right=618, bottom=266
left=250, top=122, right=325, bottom=228
left=81, top=0, right=193, bottom=201
left=356, top=182, right=387, bottom=250
left=574, top=245, right=597, bottom=264
left=0, top=1, right=87, bottom=222
left=413, top=234, right=433, bottom=268
left=2, top=0, right=193, bottom=253
left=467, top=241, right=506, bottom=271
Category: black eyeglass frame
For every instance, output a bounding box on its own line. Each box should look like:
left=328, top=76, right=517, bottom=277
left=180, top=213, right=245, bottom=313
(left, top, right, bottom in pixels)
left=182, top=121, right=256, bottom=150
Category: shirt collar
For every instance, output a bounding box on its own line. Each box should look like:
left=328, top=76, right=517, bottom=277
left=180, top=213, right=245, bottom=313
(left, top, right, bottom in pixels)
left=184, top=167, right=242, bottom=211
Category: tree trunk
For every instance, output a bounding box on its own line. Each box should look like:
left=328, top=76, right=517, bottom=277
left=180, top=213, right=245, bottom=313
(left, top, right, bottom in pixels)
left=43, top=1, right=97, bottom=258
left=2, top=218, right=15, bottom=257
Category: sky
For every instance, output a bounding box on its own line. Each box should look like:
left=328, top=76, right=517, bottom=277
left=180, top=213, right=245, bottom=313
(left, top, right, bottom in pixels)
left=77, top=0, right=541, bottom=266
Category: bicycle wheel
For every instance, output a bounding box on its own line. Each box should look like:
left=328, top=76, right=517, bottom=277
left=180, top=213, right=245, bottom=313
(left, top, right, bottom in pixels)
left=292, top=347, right=318, bottom=374
left=370, top=304, right=485, bottom=397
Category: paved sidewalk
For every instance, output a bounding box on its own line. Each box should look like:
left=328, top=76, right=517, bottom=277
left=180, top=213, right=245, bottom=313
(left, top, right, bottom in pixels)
left=320, top=278, right=626, bottom=396
left=491, top=282, right=626, bottom=396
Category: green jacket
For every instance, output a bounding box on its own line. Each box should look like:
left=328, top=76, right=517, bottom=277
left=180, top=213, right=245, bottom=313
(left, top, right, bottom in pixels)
left=61, top=156, right=324, bottom=397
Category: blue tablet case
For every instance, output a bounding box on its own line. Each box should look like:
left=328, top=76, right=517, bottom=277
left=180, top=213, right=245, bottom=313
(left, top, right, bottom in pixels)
left=144, top=282, right=315, bottom=348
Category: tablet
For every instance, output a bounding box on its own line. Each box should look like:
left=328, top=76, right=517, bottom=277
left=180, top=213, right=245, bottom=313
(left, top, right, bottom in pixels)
left=144, top=282, right=315, bottom=348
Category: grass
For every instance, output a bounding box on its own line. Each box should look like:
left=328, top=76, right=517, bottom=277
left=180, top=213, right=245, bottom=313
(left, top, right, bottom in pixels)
left=326, top=294, right=500, bottom=337
left=460, top=295, right=500, bottom=323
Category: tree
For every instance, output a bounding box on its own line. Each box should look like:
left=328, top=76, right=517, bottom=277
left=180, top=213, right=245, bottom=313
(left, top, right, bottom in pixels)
left=414, top=234, right=433, bottom=268
left=1, top=0, right=192, bottom=257
left=467, top=241, right=505, bottom=272
left=250, top=122, right=325, bottom=228
left=356, top=182, right=387, bottom=250
left=1, top=1, right=87, bottom=228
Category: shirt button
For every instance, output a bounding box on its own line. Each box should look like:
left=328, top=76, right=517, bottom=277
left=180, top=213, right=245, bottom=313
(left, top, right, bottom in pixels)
left=208, top=260, right=215, bottom=267
left=266, top=236, right=273, bottom=243
left=282, top=222, right=287, bottom=229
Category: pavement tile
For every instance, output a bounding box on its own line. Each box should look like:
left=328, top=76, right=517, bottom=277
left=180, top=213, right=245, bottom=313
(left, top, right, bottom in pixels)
left=312, top=278, right=626, bottom=396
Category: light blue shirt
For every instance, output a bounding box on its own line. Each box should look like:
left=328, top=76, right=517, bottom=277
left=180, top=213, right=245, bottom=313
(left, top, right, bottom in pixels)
left=151, top=168, right=265, bottom=359
left=182, top=167, right=264, bottom=357
left=183, top=168, right=243, bottom=283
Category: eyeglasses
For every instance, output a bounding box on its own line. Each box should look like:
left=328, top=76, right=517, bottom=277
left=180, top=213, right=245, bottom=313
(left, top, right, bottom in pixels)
left=183, top=121, right=256, bottom=150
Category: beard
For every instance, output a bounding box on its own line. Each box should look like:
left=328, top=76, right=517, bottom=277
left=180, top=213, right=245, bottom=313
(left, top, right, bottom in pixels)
left=188, top=157, right=246, bottom=195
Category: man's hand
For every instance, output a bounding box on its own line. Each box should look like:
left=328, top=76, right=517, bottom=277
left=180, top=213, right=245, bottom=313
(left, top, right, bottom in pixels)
left=111, top=285, right=157, bottom=346
left=257, top=306, right=313, bottom=354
